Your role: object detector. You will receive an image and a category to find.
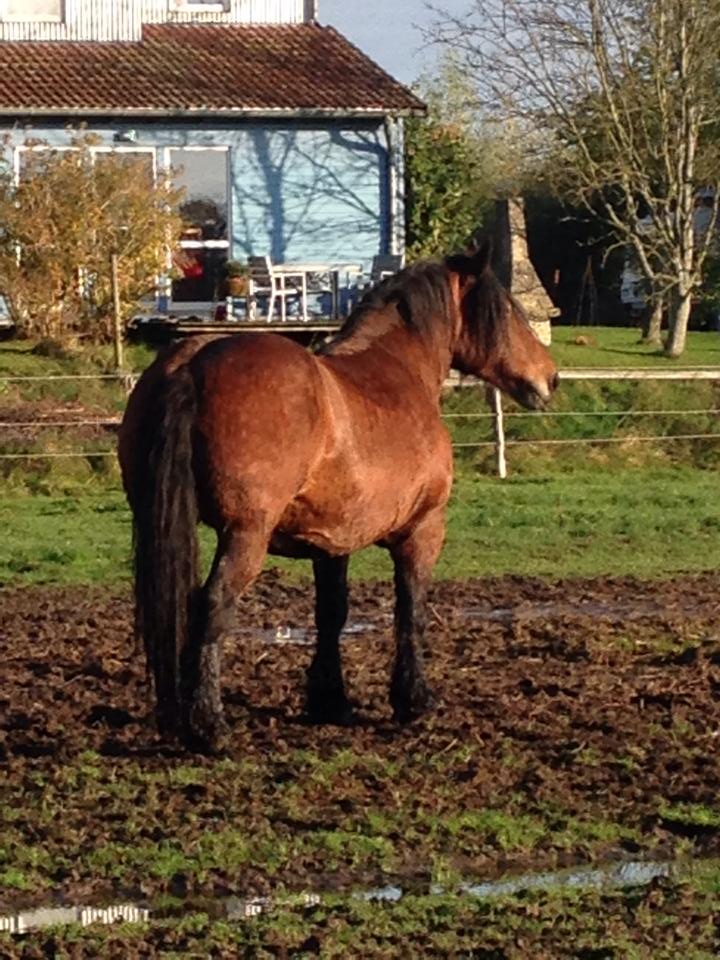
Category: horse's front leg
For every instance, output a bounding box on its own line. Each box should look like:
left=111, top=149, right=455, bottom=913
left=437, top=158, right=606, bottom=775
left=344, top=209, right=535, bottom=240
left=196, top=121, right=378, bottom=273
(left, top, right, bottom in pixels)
left=389, top=507, right=446, bottom=724
left=305, top=554, right=353, bottom=724
left=183, top=521, right=268, bottom=753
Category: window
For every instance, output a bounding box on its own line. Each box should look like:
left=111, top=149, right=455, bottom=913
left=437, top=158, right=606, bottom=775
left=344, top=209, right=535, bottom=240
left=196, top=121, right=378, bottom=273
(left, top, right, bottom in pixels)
left=167, top=147, right=230, bottom=304
left=15, top=145, right=156, bottom=181
left=4, top=0, right=63, bottom=20
left=93, top=147, right=155, bottom=183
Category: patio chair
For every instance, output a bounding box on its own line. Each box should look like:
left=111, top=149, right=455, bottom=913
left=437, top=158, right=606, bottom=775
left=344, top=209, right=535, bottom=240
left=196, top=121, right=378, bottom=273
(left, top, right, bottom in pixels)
left=369, top=254, right=404, bottom=286
left=247, top=255, right=302, bottom=322
left=353, top=254, right=404, bottom=308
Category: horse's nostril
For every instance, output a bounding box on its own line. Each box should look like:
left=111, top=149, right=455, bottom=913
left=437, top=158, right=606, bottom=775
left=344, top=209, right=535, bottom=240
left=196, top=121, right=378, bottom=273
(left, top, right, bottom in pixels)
left=550, top=372, right=560, bottom=392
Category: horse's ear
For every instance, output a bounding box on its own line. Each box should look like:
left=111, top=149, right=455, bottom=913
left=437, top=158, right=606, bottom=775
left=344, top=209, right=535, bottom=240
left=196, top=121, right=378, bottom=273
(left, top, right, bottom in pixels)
left=468, top=238, right=492, bottom=275
left=447, top=238, right=493, bottom=278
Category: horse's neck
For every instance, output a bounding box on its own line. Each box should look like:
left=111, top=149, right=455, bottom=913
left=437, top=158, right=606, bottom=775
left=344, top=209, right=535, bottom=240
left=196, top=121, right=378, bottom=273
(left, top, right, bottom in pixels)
left=329, top=315, right=452, bottom=399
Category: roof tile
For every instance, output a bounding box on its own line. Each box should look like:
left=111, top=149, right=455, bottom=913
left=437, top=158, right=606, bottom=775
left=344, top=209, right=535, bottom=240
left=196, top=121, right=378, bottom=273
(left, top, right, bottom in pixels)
left=0, top=23, right=424, bottom=116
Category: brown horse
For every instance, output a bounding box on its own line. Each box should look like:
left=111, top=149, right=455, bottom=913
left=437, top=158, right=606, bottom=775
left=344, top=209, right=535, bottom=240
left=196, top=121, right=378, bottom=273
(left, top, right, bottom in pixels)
left=119, top=247, right=558, bottom=753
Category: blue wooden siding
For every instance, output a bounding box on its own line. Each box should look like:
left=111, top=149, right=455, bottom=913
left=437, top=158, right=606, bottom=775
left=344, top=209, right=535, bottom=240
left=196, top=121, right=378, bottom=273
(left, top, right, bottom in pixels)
left=0, top=119, right=396, bottom=267
left=226, top=125, right=389, bottom=263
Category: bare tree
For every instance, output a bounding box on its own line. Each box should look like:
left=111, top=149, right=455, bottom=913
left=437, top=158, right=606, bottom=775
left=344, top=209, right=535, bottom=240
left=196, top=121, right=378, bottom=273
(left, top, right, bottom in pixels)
left=430, top=0, right=720, bottom=356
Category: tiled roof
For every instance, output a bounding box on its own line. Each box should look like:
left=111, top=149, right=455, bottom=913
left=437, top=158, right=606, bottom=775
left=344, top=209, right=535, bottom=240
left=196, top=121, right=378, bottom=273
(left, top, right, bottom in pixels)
left=0, top=23, right=424, bottom=117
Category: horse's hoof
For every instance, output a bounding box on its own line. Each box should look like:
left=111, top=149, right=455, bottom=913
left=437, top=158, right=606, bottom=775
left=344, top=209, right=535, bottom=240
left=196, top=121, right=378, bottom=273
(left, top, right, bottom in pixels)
left=391, top=686, right=435, bottom=725
left=304, top=694, right=356, bottom=726
left=184, top=708, right=229, bottom=755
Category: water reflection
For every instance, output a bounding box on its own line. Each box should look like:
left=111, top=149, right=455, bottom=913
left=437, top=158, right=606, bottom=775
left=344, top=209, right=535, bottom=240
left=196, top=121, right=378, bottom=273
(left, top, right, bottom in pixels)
left=1, top=858, right=717, bottom=936
left=0, top=903, right=148, bottom=934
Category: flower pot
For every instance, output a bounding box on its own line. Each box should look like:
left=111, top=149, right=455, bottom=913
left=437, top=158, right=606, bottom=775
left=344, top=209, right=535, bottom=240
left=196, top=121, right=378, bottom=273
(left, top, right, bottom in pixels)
left=226, top=276, right=248, bottom=297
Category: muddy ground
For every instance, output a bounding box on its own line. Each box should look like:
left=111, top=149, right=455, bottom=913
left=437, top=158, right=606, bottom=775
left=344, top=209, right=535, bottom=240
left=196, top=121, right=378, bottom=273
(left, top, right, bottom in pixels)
left=0, top=573, right=719, bottom=954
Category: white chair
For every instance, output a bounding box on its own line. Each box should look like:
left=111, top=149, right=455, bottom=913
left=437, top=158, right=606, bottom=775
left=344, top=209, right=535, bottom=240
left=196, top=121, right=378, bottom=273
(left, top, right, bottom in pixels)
left=247, top=256, right=302, bottom=323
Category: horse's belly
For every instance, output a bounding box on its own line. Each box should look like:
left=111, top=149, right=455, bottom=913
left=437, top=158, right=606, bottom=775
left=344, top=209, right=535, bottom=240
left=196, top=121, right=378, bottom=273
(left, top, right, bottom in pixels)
left=272, top=478, right=445, bottom=557
left=272, top=501, right=384, bottom=556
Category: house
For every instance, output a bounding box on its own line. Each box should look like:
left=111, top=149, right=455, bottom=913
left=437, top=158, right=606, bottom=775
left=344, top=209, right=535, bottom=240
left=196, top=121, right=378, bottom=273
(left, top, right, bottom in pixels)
left=0, top=0, right=424, bottom=320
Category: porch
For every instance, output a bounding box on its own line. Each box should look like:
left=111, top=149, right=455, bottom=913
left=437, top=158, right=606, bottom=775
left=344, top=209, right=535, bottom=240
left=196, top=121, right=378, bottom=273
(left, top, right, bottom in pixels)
left=127, top=311, right=343, bottom=346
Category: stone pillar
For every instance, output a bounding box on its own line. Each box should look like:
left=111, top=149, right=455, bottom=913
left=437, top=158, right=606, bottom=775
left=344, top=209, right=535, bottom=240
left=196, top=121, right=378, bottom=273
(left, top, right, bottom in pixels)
left=494, top=197, right=558, bottom=345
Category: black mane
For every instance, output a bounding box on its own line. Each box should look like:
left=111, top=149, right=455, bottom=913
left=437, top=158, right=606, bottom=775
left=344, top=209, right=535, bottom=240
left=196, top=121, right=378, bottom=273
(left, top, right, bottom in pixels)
left=318, top=261, right=455, bottom=355
left=318, top=255, right=516, bottom=356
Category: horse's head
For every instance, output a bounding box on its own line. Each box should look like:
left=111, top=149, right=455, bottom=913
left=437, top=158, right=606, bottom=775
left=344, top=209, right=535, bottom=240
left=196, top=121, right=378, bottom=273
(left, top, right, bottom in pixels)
left=447, top=246, right=558, bottom=410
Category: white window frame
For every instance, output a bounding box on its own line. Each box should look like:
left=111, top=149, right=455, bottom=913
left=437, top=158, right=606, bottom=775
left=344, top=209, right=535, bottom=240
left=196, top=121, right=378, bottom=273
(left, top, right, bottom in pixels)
left=14, top=144, right=157, bottom=181
left=163, top=145, right=231, bottom=313
left=1, top=0, right=64, bottom=21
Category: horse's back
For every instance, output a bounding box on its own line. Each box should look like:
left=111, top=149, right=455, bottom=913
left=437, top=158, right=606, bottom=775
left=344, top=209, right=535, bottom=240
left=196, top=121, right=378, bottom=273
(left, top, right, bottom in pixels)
left=120, top=334, right=323, bottom=516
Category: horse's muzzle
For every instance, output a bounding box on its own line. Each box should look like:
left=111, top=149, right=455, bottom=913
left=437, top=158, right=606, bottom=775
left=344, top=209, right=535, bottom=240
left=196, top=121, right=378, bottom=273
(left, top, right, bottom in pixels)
left=516, top=373, right=559, bottom=410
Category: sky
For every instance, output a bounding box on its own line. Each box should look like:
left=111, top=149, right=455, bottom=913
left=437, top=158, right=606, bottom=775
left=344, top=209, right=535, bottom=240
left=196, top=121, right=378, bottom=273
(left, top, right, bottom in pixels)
left=320, top=0, right=466, bottom=87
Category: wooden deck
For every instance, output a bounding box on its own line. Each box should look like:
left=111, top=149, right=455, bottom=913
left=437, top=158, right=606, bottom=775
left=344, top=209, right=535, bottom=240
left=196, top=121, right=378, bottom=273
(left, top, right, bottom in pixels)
left=127, top=313, right=343, bottom=345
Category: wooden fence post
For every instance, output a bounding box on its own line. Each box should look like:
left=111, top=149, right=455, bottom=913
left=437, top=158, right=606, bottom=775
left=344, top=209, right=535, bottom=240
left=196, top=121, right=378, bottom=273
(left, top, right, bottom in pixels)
left=111, top=252, right=124, bottom=372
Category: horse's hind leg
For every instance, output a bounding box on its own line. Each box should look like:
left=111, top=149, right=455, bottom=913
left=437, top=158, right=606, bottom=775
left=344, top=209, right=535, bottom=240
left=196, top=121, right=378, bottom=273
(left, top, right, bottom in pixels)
left=389, top=507, right=446, bottom=724
left=305, top=554, right=353, bottom=724
left=182, top=521, right=268, bottom=753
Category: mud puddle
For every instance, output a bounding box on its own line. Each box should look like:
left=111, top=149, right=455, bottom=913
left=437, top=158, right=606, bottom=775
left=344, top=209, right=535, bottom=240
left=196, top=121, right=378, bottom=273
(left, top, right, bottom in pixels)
left=464, top=597, right=718, bottom=623
left=231, top=597, right=716, bottom=648
left=230, top=620, right=379, bottom=645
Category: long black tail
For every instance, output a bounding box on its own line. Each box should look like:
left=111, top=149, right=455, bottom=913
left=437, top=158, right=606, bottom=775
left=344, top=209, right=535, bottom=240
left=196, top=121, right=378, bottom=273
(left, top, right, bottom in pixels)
left=132, top=364, right=199, bottom=736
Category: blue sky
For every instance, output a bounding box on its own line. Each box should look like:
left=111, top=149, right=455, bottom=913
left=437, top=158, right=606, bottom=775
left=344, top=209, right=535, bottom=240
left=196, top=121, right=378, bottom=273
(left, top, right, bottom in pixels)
left=320, top=1, right=464, bottom=86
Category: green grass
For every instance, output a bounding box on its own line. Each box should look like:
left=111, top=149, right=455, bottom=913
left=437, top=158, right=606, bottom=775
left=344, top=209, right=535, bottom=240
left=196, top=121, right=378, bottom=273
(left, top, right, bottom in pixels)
left=2, top=465, right=720, bottom=585
left=0, top=339, right=154, bottom=409
left=0, top=746, right=704, bottom=903
left=1, top=744, right=719, bottom=956
left=5, top=885, right=720, bottom=959
left=551, top=324, right=720, bottom=367
left=0, top=339, right=153, bottom=377
left=440, top=465, right=720, bottom=579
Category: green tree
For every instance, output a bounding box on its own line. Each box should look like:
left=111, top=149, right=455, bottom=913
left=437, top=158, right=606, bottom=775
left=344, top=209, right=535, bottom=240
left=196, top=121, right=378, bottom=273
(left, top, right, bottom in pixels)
left=0, top=136, right=183, bottom=342
left=405, top=61, right=502, bottom=259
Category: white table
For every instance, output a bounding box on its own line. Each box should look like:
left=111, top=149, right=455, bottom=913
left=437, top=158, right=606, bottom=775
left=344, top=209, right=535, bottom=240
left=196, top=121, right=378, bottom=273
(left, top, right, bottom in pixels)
left=272, top=262, right=363, bottom=321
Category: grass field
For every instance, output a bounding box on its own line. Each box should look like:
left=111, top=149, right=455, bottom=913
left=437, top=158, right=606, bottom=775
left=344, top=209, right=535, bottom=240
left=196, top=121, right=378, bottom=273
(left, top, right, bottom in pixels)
left=551, top=324, right=720, bottom=367
left=2, top=328, right=720, bottom=583
left=2, top=465, right=720, bottom=585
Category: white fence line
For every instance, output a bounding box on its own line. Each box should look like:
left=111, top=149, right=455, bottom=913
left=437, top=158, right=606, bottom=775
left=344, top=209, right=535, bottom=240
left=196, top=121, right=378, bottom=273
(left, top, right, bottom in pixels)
left=477, top=367, right=720, bottom=477
left=454, top=433, right=720, bottom=449
left=0, top=409, right=718, bottom=431
left=0, top=419, right=121, bottom=428
left=0, top=451, right=116, bottom=459
left=1, top=367, right=720, bottom=471
left=559, top=368, right=720, bottom=380
left=1, top=366, right=719, bottom=384
left=0, top=373, right=138, bottom=382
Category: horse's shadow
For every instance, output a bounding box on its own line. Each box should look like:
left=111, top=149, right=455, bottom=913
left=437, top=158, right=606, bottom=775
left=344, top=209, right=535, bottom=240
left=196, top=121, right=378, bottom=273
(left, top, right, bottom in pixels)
left=225, top=689, right=398, bottom=736
left=95, top=695, right=399, bottom=760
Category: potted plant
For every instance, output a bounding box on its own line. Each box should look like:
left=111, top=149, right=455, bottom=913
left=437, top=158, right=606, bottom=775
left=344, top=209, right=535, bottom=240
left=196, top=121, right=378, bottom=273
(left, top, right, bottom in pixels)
left=224, top=260, right=249, bottom=297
